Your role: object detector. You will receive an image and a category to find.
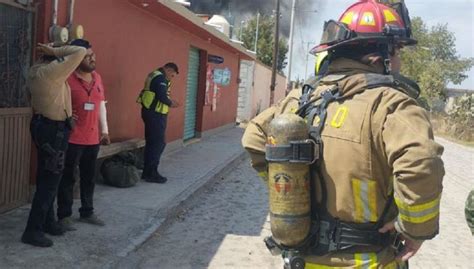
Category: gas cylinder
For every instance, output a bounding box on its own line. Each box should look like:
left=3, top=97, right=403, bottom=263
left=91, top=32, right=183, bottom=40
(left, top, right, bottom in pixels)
left=266, top=113, right=312, bottom=247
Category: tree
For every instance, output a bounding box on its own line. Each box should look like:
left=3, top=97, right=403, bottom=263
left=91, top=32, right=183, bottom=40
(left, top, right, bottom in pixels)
left=240, top=15, right=288, bottom=72
left=400, top=17, right=474, bottom=105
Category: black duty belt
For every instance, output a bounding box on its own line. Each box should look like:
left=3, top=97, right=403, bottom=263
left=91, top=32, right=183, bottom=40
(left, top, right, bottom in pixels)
left=308, top=219, right=404, bottom=256
left=265, top=219, right=403, bottom=257
left=33, top=114, right=75, bottom=130
left=33, top=114, right=67, bottom=126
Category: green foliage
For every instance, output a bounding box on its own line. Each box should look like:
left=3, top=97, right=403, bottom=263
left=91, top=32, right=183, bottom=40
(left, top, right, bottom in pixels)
left=239, top=15, right=288, bottom=72
left=400, top=17, right=474, bottom=106
left=449, top=94, right=473, bottom=127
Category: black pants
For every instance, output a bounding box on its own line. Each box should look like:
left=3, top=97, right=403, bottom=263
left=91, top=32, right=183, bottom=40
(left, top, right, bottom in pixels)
left=57, top=143, right=100, bottom=219
left=141, top=108, right=167, bottom=177
left=24, top=115, right=70, bottom=234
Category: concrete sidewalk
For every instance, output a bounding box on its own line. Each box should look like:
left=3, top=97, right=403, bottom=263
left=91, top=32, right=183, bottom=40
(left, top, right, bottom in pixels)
left=0, top=127, right=246, bottom=269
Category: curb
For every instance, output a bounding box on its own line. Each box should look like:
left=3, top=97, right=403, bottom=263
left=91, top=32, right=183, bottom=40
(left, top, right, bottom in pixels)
left=105, top=150, right=248, bottom=268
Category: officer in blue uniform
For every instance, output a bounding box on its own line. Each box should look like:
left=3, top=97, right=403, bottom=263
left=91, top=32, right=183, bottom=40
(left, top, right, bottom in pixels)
left=138, top=63, right=180, bottom=183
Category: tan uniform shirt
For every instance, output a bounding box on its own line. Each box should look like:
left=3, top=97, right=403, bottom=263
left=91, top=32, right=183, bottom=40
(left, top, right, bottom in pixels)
left=28, top=46, right=87, bottom=121
left=242, top=58, right=444, bottom=268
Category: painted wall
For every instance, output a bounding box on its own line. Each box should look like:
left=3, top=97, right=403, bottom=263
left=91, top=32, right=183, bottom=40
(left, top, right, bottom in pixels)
left=236, top=60, right=255, bottom=122
left=251, top=62, right=286, bottom=118
left=274, top=73, right=287, bottom=104
left=36, top=0, right=241, bottom=142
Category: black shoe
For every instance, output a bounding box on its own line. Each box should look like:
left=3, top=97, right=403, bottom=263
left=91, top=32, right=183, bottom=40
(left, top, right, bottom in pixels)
left=21, top=232, right=53, bottom=247
left=145, top=174, right=167, bottom=184
left=78, top=214, right=105, bottom=226
left=44, top=222, right=66, bottom=236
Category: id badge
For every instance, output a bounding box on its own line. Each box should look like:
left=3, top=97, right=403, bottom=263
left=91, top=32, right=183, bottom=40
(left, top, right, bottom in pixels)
left=84, top=102, right=95, bottom=111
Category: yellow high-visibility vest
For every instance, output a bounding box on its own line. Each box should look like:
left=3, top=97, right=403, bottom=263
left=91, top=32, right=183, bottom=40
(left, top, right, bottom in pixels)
left=136, top=70, right=171, bottom=114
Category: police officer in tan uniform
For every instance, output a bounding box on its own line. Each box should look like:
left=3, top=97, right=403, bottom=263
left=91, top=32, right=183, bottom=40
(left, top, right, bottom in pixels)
left=22, top=43, right=86, bottom=247
left=242, top=0, right=444, bottom=268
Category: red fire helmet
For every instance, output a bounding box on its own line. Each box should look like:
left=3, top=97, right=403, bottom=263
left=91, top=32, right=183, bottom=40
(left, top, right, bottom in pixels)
left=311, top=0, right=417, bottom=55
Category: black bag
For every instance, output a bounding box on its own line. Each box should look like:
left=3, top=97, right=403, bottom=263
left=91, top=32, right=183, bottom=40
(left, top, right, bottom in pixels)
left=101, top=152, right=140, bottom=188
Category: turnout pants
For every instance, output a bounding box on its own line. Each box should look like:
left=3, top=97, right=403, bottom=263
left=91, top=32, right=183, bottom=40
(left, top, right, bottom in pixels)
left=141, top=108, right=167, bottom=177
left=24, top=115, right=70, bottom=234
left=57, top=143, right=100, bottom=219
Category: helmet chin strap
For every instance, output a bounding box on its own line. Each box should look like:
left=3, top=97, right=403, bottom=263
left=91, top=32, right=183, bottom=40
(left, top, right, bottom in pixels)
left=380, top=44, right=392, bottom=74
left=384, top=58, right=392, bottom=74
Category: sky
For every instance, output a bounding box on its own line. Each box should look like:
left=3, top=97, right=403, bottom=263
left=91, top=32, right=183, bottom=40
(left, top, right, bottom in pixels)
left=283, top=0, right=474, bottom=89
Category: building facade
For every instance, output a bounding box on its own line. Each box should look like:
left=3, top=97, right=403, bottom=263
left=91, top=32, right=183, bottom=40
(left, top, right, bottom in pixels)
left=0, top=0, right=255, bottom=213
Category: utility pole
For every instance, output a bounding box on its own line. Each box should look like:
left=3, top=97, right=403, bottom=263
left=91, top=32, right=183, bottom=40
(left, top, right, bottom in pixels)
left=270, top=0, right=281, bottom=105
left=239, top=20, right=244, bottom=40
left=254, top=12, right=260, bottom=54
left=286, top=0, right=297, bottom=91
left=304, top=42, right=314, bottom=80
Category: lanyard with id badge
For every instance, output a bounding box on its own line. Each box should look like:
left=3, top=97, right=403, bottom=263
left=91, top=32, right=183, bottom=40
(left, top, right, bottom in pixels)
left=82, top=80, right=96, bottom=111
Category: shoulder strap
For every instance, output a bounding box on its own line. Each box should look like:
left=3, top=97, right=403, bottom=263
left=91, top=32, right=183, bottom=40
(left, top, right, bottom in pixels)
left=364, top=73, right=420, bottom=99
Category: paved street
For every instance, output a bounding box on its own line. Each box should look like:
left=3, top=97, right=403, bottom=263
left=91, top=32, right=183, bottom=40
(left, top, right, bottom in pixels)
left=410, top=137, right=474, bottom=268
left=116, top=137, right=473, bottom=269
left=114, top=158, right=283, bottom=269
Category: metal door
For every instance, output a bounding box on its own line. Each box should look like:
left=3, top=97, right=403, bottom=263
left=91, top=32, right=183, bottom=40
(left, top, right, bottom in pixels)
left=0, top=2, right=34, bottom=213
left=183, top=48, right=200, bottom=141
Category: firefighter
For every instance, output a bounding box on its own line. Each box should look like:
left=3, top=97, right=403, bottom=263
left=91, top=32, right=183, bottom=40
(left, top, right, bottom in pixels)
left=138, top=63, right=180, bottom=183
left=242, top=0, right=445, bottom=268
left=466, top=190, right=474, bottom=235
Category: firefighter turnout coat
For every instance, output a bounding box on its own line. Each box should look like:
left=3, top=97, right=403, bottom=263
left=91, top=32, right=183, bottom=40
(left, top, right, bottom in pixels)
left=242, top=58, right=445, bottom=268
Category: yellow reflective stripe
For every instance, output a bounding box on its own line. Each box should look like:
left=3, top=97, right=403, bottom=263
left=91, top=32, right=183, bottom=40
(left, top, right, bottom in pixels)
left=383, top=9, right=398, bottom=23
left=368, top=182, right=377, bottom=222
left=353, top=179, right=364, bottom=222
left=395, top=195, right=441, bottom=224
left=306, top=257, right=401, bottom=269
left=398, top=210, right=439, bottom=224
left=305, top=263, right=343, bottom=269
left=155, top=102, right=169, bottom=114
left=330, top=106, right=348, bottom=128
left=341, top=11, right=354, bottom=25
left=396, top=195, right=440, bottom=212
left=354, top=253, right=378, bottom=269
left=352, top=179, right=378, bottom=222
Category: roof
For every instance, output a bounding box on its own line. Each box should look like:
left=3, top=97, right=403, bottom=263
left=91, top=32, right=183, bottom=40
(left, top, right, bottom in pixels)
left=445, top=88, right=473, bottom=97
left=128, top=0, right=255, bottom=61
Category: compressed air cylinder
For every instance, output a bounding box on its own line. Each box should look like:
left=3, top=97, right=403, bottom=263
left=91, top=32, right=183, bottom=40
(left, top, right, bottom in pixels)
left=267, top=113, right=311, bottom=247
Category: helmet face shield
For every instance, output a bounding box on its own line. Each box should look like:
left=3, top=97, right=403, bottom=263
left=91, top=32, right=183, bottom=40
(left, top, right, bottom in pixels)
left=319, top=20, right=353, bottom=46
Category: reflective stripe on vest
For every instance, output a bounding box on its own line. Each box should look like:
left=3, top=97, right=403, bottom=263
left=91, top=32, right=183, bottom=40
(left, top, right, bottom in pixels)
left=138, top=70, right=171, bottom=114
left=305, top=255, right=406, bottom=269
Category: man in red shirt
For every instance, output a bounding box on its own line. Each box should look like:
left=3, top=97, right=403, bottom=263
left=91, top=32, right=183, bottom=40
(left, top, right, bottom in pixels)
left=57, top=39, right=110, bottom=230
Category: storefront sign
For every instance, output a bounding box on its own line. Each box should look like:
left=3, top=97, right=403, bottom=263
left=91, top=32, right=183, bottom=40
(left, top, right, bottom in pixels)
left=208, top=54, right=224, bottom=64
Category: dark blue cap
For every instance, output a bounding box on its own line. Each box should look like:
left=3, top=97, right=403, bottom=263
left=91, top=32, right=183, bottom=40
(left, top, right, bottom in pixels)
left=70, top=39, right=92, bottom=49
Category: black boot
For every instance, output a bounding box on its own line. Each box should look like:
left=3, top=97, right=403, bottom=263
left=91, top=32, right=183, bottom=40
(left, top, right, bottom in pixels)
left=21, top=231, right=53, bottom=247
left=44, top=222, right=66, bottom=236
left=145, top=173, right=167, bottom=184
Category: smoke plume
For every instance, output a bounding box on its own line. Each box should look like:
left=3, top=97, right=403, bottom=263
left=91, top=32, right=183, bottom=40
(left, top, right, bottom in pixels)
left=189, top=0, right=328, bottom=38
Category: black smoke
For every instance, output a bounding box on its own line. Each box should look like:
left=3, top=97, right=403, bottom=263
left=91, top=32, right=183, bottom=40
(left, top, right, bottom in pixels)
left=189, top=0, right=328, bottom=38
